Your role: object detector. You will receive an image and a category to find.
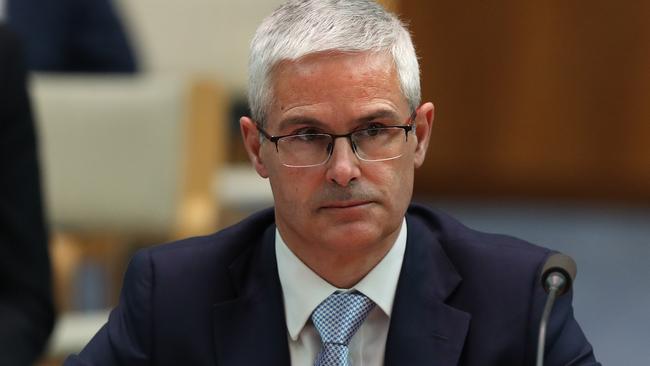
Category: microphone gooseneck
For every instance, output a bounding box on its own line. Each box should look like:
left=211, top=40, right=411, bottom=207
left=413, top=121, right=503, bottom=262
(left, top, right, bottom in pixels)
left=536, top=253, right=577, bottom=366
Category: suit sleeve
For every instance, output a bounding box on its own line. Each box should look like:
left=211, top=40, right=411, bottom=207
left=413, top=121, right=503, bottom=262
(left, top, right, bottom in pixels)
left=526, top=252, right=601, bottom=365
left=0, top=26, right=55, bottom=366
left=64, top=249, right=153, bottom=366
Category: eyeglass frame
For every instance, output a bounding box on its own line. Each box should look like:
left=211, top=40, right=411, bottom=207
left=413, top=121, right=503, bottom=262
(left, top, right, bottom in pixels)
left=255, top=109, right=418, bottom=168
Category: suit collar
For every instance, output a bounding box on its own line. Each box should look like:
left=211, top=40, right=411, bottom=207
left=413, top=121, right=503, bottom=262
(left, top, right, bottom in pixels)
left=212, top=224, right=291, bottom=366
left=211, top=205, right=471, bottom=366
left=385, top=212, right=471, bottom=366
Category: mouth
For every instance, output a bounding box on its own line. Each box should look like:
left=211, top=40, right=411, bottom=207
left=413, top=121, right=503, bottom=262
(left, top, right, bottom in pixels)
left=320, top=200, right=373, bottom=210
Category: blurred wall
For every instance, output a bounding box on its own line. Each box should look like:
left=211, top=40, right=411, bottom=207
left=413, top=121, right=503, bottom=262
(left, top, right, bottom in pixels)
left=401, top=0, right=650, bottom=204
left=114, top=0, right=650, bottom=204
left=115, top=0, right=285, bottom=93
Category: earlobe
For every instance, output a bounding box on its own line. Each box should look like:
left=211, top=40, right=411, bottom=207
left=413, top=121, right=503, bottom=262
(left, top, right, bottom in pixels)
left=240, top=117, right=269, bottom=178
left=413, top=102, right=434, bottom=168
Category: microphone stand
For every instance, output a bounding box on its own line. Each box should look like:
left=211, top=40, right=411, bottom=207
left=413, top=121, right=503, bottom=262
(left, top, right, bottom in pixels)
left=536, top=272, right=567, bottom=366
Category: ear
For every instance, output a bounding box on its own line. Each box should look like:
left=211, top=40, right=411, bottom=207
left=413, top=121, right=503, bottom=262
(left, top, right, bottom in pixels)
left=240, top=116, right=269, bottom=178
left=413, top=102, right=434, bottom=168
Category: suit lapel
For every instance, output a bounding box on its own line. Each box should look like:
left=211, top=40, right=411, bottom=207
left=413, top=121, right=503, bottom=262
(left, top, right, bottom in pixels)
left=212, top=226, right=290, bottom=366
left=211, top=208, right=471, bottom=365
left=385, top=214, right=471, bottom=366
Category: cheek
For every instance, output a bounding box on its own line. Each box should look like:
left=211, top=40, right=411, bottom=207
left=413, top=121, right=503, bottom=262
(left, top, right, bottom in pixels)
left=269, top=168, right=321, bottom=207
left=381, top=161, right=414, bottom=208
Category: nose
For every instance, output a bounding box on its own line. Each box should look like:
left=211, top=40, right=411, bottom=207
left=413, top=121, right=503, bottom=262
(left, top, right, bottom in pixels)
left=325, top=137, right=361, bottom=187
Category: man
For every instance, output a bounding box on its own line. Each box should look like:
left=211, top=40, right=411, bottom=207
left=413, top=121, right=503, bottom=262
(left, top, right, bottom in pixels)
left=65, top=1, right=599, bottom=365
left=0, top=25, right=55, bottom=365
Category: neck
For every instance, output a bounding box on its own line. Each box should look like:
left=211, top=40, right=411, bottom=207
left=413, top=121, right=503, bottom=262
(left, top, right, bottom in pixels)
left=282, top=228, right=400, bottom=289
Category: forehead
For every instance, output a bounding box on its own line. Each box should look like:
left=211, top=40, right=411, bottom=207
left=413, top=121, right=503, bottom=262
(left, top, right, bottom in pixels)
left=266, top=51, right=408, bottom=129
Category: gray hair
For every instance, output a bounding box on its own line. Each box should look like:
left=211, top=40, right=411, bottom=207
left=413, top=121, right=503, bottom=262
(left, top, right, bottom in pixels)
left=248, top=0, right=421, bottom=125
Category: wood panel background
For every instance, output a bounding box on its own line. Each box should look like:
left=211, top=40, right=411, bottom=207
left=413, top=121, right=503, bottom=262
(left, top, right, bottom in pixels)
left=396, top=0, right=650, bottom=204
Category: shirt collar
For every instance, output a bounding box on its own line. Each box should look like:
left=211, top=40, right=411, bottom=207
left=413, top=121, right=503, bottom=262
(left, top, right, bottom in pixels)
left=275, top=218, right=407, bottom=341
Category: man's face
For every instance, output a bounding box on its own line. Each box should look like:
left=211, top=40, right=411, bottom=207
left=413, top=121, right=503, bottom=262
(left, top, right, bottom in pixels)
left=241, top=51, right=433, bottom=260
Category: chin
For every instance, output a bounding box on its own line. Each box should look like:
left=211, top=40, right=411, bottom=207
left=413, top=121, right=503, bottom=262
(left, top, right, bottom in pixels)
left=319, top=220, right=384, bottom=248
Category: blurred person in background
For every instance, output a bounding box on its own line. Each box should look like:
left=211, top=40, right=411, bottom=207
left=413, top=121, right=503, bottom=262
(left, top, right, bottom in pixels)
left=4, top=0, right=137, bottom=73
left=0, top=24, right=55, bottom=366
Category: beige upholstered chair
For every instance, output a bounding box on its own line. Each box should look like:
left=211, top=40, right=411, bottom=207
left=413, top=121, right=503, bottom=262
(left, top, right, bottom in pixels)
left=31, top=74, right=227, bottom=357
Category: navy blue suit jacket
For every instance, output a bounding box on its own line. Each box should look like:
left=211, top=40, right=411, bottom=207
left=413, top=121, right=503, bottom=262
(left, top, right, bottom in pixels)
left=65, top=204, right=599, bottom=365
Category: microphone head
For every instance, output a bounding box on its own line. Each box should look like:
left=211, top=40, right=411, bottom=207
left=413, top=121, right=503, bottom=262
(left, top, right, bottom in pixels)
left=541, top=253, right=577, bottom=296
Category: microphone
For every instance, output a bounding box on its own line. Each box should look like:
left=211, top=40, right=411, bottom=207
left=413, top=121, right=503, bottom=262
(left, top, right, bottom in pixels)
left=541, top=253, right=576, bottom=295
left=536, top=253, right=577, bottom=366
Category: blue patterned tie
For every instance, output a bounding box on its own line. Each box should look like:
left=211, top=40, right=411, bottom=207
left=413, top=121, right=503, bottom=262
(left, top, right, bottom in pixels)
left=311, top=291, right=375, bottom=366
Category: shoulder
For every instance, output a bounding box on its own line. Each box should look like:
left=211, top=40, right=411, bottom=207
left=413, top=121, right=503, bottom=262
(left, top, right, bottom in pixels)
left=407, top=203, right=552, bottom=283
left=405, top=207, right=598, bottom=364
left=130, top=208, right=276, bottom=283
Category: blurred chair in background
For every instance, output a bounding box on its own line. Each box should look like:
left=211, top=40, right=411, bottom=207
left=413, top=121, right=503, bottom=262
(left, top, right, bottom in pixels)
left=31, top=75, right=227, bottom=359
left=0, top=25, right=55, bottom=366
left=5, top=0, right=137, bottom=73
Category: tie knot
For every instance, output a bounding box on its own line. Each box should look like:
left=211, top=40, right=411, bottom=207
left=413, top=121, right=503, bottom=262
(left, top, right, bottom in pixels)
left=311, top=291, right=375, bottom=346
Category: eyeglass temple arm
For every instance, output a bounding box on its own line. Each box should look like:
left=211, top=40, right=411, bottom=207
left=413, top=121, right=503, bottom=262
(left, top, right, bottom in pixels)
left=255, top=123, right=282, bottom=152
left=405, top=108, right=418, bottom=140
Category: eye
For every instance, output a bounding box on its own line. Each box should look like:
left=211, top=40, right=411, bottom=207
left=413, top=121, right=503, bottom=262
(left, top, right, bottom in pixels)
left=360, top=123, right=387, bottom=137
left=294, top=133, right=321, bottom=142
left=367, top=122, right=386, bottom=129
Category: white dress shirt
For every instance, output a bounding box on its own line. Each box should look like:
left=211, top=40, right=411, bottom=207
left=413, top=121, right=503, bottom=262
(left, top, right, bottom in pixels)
left=275, top=218, right=407, bottom=366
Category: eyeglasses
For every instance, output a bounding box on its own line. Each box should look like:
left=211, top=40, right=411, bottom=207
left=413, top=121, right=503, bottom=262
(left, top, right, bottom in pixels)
left=256, top=111, right=417, bottom=168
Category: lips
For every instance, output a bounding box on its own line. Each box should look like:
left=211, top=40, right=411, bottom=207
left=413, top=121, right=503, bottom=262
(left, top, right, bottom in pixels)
left=320, top=200, right=372, bottom=209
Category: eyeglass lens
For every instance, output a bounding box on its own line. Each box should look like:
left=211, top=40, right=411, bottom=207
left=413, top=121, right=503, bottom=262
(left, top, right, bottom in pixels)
left=277, top=127, right=408, bottom=167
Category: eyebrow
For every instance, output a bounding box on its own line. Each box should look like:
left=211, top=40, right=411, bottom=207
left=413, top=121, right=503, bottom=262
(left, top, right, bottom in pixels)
left=356, top=109, right=402, bottom=124
left=276, top=108, right=403, bottom=132
left=277, top=116, right=328, bottom=132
